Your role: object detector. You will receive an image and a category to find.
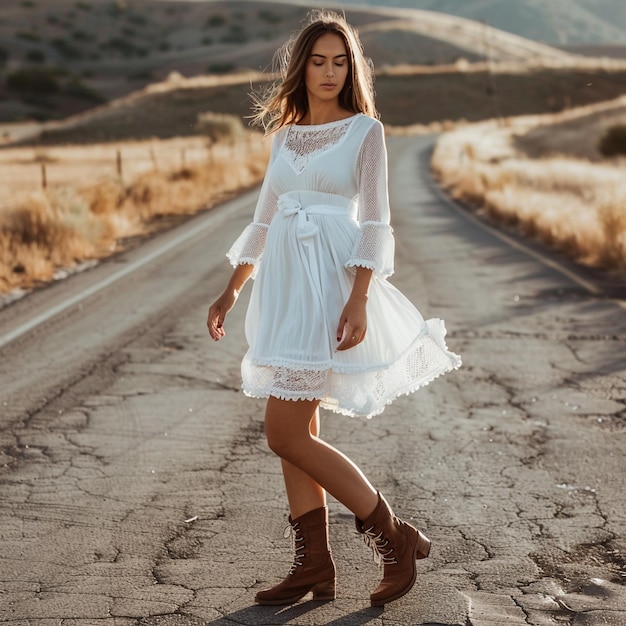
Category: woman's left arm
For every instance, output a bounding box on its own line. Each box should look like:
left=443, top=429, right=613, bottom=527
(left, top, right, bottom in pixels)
left=337, top=120, right=395, bottom=351
left=345, top=120, right=395, bottom=279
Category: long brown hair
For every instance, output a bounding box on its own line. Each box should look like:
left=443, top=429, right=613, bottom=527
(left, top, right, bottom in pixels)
left=251, top=10, right=377, bottom=133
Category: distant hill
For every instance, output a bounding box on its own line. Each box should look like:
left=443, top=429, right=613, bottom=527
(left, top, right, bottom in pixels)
left=0, top=0, right=583, bottom=123
left=335, top=0, right=626, bottom=45
left=18, top=64, right=626, bottom=145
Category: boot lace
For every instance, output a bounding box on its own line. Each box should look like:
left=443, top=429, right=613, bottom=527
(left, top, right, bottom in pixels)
left=283, top=521, right=306, bottom=575
left=362, top=524, right=397, bottom=566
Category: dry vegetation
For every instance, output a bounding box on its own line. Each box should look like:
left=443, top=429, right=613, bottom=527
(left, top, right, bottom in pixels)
left=432, top=104, right=626, bottom=274
left=0, top=132, right=270, bottom=294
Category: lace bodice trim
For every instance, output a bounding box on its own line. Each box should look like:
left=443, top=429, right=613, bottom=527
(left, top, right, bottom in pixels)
left=283, top=116, right=359, bottom=174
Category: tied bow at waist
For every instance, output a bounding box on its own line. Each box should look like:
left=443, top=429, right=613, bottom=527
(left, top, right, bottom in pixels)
left=277, top=197, right=318, bottom=242
left=277, top=196, right=353, bottom=242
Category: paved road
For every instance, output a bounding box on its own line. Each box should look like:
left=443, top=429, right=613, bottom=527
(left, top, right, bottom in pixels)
left=1, top=136, right=625, bottom=626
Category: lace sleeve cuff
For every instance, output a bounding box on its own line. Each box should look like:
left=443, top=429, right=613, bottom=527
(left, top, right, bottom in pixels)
left=346, top=221, right=395, bottom=278
left=226, top=222, right=269, bottom=278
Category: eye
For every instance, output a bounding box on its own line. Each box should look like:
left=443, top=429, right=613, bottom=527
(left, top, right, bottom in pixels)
left=313, top=62, right=324, bottom=66
left=335, top=63, right=345, bottom=68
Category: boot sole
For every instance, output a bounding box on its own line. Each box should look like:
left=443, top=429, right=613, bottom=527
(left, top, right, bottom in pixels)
left=370, top=530, right=431, bottom=607
left=255, top=579, right=336, bottom=605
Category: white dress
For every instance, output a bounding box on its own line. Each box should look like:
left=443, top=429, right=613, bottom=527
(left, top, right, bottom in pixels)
left=227, top=113, right=461, bottom=418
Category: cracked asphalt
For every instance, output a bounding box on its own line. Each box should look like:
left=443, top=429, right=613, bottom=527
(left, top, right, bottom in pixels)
left=0, top=136, right=625, bottom=626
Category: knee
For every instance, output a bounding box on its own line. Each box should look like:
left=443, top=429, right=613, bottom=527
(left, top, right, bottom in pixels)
left=264, top=398, right=317, bottom=462
left=264, top=421, right=294, bottom=460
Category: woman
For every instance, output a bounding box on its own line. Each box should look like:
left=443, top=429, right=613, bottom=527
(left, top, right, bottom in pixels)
left=207, top=10, right=460, bottom=607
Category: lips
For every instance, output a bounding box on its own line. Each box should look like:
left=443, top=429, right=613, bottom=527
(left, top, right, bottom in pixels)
left=321, top=83, right=337, bottom=87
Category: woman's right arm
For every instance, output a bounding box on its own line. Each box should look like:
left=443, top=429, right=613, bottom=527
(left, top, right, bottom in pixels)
left=207, top=129, right=283, bottom=341
left=207, top=263, right=255, bottom=341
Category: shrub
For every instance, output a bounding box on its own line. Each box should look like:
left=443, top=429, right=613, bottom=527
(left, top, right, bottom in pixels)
left=220, top=31, right=248, bottom=45
left=128, top=14, right=148, bottom=26
left=71, top=30, right=90, bottom=41
left=47, top=15, right=59, bottom=24
left=107, top=1, right=125, bottom=17
left=20, top=92, right=57, bottom=109
left=258, top=10, right=282, bottom=24
left=103, top=37, right=140, bottom=56
left=0, top=45, right=9, bottom=66
left=196, top=111, right=245, bottom=142
left=26, top=49, right=46, bottom=63
left=598, top=124, right=626, bottom=158
left=76, top=1, right=91, bottom=10
left=126, top=70, right=153, bottom=80
left=6, top=67, right=60, bottom=94
left=51, top=37, right=83, bottom=60
left=205, top=14, right=226, bottom=28
left=207, top=62, right=234, bottom=74
left=17, top=31, right=42, bottom=42
left=158, top=42, right=171, bottom=52
left=63, top=78, right=105, bottom=102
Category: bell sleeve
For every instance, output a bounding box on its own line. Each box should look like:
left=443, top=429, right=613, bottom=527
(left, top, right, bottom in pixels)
left=346, top=120, right=395, bottom=279
left=226, top=131, right=282, bottom=277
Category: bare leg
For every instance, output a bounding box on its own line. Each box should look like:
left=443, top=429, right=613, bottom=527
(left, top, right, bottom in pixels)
left=265, top=397, right=378, bottom=520
left=281, top=408, right=326, bottom=519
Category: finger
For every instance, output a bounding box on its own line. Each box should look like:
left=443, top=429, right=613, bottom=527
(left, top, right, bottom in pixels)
left=337, top=327, right=358, bottom=351
left=207, top=307, right=225, bottom=341
left=208, top=320, right=221, bottom=341
left=336, top=318, right=346, bottom=342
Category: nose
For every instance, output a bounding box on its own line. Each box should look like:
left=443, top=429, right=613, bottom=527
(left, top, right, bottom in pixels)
left=326, top=67, right=334, bottom=78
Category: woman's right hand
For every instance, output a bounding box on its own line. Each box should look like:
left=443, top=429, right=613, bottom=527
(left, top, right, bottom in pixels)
left=207, top=289, right=238, bottom=341
left=207, top=263, right=255, bottom=341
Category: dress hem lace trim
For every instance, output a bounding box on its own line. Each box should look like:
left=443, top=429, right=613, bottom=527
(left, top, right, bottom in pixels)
left=240, top=318, right=462, bottom=418
left=242, top=358, right=461, bottom=418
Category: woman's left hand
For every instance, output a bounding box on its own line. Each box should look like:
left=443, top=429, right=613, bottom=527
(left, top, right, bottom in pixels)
left=336, top=294, right=367, bottom=351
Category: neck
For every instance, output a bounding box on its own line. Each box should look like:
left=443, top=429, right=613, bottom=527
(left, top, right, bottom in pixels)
left=304, top=100, right=350, bottom=126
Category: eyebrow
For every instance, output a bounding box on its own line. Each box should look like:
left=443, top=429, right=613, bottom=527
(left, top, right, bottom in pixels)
left=310, top=53, right=348, bottom=59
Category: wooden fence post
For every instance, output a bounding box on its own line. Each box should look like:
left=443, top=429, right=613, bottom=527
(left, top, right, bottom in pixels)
left=41, top=162, right=47, bottom=189
left=150, top=147, right=158, bottom=171
left=116, top=149, right=123, bottom=184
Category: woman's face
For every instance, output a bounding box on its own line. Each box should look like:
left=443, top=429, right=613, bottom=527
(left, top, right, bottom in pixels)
left=304, top=33, right=350, bottom=105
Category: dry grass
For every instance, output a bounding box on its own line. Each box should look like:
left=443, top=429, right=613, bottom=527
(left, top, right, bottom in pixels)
left=432, top=117, right=626, bottom=273
left=0, top=134, right=270, bottom=293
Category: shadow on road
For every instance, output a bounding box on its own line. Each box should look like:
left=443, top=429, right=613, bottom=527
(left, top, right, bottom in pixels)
left=202, top=603, right=384, bottom=625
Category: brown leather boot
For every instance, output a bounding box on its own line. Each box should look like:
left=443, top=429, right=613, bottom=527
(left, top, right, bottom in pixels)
left=356, top=492, right=431, bottom=606
left=255, top=506, right=336, bottom=605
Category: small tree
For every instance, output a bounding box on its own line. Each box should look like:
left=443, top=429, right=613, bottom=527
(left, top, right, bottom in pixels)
left=7, top=67, right=60, bottom=94
left=205, top=14, right=226, bottom=28
left=0, top=45, right=9, bottom=66
left=196, top=112, right=245, bottom=143
left=598, top=124, right=626, bottom=158
left=26, top=49, right=46, bottom=63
